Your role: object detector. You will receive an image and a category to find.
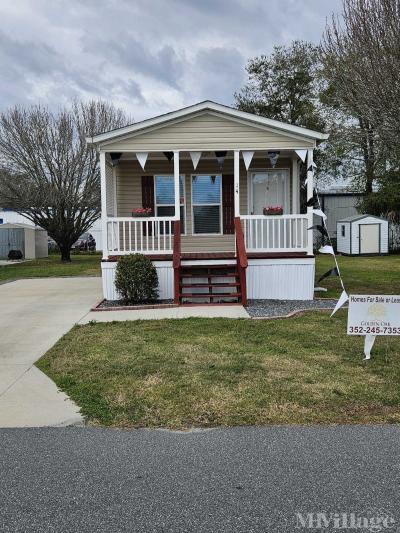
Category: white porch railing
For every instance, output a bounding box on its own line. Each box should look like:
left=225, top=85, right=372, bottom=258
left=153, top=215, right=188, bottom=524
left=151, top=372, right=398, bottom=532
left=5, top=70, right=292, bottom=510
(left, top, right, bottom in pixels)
left=241, top=214, right=309, bottom=253
left=106, top=217, right=175, bottom=255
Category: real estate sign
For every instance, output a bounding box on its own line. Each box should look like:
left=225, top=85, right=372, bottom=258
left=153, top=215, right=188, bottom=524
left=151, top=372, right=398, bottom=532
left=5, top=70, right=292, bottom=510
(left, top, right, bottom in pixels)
left=347, top=295, right=400, bottom=336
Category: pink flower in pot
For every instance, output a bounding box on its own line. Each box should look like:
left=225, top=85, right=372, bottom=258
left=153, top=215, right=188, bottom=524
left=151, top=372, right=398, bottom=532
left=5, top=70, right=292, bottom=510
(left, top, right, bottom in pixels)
left=263, top=205, right=283, bottom=216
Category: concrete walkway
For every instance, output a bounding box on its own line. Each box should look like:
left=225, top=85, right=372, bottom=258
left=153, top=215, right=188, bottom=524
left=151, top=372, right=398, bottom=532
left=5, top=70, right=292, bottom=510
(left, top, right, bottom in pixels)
left=0, top=277, right=102, bottom=427
left=80, top=304, right=250, bottom=323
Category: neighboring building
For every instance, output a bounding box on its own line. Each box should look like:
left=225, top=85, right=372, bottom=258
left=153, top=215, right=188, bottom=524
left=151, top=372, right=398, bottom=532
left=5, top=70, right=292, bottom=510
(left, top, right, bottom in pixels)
left=87, top=101, right=328, bottom=304
left=0, top=209, right=102, bottom=250
left=337, top=214, right=389, bottom=255
left=318, top=188, right=364, bottom=238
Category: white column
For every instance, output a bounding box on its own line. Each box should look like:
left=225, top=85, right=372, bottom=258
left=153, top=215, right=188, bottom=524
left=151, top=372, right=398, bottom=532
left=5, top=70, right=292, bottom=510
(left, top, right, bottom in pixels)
left=234, top=149, right=240, bottom=217
left=291, top=156, right=299, bottom=214
left=307, top=148, right=314, bottom=256
left=99, top=152, right=108, bottom=260
left=173, top=150, right=180, bottom=220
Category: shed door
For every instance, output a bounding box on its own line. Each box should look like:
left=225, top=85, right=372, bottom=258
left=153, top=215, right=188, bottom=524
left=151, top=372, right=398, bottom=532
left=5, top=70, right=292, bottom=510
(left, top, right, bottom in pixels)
left=0, top=228, right=25, bottom=258
left=360, top=224, right=380, bottom=254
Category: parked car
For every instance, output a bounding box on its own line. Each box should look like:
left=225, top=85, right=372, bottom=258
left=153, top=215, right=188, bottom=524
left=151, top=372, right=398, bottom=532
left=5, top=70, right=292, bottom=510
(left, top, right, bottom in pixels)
left=73, top=233, right=96, bottom=252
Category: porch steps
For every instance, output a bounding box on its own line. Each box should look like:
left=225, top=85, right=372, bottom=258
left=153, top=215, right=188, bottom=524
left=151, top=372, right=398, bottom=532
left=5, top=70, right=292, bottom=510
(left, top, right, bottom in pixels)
left=179, top=264, right=242, bottom=305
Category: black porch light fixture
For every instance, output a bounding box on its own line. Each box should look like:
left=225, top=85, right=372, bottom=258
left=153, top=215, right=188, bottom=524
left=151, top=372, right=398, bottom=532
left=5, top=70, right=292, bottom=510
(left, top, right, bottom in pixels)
left=163, top=151, right=174, bottom=161
left=110, top=152, right=122, bottom=166
left=215, top=151, right=227, bottom=168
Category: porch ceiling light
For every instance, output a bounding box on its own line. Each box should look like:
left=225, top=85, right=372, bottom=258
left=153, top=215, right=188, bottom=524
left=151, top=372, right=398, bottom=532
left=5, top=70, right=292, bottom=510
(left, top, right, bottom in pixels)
left=163, top=151, right=174, bottom=161
left=215, top=151, right=227, bottom=168
left=110, top=152, right=122, bottom=166
left=267, top=151, right=280, bottom=168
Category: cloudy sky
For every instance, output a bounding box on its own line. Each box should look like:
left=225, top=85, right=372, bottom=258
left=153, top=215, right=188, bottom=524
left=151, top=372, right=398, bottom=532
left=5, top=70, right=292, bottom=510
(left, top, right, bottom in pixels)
left=1, top=0, right=342, bottom=121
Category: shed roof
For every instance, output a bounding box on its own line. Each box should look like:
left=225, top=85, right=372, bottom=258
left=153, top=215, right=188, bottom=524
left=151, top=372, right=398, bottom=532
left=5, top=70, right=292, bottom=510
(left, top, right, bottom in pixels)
left=0, top=223, right=41, bottom=230
left=337, top=214, right=386, bottom=223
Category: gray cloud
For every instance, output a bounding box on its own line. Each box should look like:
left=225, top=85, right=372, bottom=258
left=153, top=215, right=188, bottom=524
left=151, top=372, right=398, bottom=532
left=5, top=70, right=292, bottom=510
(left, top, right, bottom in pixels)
left=0, top=0, right=342, bottom=119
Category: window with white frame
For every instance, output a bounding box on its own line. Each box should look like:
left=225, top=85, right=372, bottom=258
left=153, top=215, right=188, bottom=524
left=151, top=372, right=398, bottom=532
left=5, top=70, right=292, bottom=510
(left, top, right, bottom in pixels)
left=192, top=175, right=221, bottom=234
left=154, top=175, right=185, bottom=233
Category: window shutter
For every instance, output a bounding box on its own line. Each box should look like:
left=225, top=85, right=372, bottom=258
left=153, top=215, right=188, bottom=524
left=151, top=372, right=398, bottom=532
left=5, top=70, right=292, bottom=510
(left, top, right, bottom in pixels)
left=141, top=176, right=154, bottom=236
left=222, top=175, right=234, bottom=234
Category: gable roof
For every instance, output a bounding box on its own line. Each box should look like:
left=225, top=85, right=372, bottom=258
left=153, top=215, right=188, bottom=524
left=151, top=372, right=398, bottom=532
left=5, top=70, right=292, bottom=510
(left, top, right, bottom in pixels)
left=86, top=100, right=328, bottom=146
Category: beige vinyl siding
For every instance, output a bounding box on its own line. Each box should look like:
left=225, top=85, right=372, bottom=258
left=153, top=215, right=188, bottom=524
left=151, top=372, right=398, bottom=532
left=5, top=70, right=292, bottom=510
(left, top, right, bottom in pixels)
left=102, top=112, right=315, bottom=152
left=115, top=157, right=293, bottom=254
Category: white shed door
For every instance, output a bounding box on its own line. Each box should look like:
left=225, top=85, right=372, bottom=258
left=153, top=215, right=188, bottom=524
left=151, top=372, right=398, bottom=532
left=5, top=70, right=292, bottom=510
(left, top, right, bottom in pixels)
left=360, top=224, right=380, bottom=253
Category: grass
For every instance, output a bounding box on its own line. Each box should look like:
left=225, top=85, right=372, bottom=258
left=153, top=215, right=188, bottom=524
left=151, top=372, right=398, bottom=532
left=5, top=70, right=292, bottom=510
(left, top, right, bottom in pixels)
left=0, top=253, right=101, bottom=282
left=315, top=254, right=400, bottom=298
left=38, top=314, right=400, bottom=428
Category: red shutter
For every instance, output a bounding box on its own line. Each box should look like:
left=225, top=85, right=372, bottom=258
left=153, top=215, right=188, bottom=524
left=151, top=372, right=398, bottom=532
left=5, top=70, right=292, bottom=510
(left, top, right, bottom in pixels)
left=222, top=175, right=234, bottom=234
left=141, top=176, right=154, bottom=236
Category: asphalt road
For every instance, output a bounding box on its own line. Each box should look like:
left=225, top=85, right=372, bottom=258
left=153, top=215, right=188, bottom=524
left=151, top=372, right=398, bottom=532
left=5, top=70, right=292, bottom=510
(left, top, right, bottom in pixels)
left=0, top=426, right=399, bottom=532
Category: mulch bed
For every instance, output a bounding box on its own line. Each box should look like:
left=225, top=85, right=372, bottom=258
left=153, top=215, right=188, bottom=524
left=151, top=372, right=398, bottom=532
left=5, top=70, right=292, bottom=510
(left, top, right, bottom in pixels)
left=93, top=299, right=175, bottom=311
left=246, top=298, right=344, bottom=318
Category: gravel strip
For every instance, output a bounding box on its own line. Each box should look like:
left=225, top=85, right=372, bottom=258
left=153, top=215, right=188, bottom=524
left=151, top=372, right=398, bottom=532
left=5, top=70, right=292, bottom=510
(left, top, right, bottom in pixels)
left=246, top=298, right=344, bottom=318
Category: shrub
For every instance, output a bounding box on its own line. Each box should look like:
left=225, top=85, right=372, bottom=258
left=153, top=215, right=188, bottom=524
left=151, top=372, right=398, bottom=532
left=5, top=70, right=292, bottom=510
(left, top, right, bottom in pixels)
left=115, top=254, right=158, bottom=303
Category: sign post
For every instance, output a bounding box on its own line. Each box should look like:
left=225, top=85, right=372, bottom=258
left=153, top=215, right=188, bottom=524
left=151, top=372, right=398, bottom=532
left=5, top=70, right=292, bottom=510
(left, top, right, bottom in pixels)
left=347, top=295, right=400, bottom=359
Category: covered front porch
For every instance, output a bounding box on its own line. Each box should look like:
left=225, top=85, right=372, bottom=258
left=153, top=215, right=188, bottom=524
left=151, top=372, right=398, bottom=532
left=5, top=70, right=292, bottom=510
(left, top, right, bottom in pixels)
left=100, top=148, right=314, bottom=258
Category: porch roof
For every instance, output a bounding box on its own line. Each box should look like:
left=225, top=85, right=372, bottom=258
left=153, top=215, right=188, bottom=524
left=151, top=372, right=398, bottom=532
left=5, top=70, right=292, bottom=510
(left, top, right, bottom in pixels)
left=86, top=100, right=328, bottom=147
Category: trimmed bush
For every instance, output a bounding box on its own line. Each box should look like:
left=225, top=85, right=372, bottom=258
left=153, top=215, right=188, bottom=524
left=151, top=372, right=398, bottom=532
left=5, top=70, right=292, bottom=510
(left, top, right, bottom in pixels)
left=115, top=254, right=158, bottom=303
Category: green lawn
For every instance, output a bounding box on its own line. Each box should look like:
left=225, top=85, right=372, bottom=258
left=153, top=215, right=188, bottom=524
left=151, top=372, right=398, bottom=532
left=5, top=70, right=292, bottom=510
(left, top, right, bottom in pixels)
left=0, top=253, right=101, bottom=282
left=38, top=314, right=400, bottom=428
left=315, top=254, right=400, bottom=298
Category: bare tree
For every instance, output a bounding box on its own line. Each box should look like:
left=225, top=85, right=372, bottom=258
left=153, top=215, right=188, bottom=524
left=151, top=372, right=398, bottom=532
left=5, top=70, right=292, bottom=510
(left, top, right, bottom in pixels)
left=0, top=101, right=128, bottom=261
left=321, top=0, right=400, bottom=159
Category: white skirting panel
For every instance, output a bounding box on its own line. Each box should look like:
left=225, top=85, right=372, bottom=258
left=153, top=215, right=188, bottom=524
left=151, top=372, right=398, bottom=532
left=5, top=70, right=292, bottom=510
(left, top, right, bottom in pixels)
left=101, top=261, right=174, bottom=301
left=246, top=258, right=315, bottom=300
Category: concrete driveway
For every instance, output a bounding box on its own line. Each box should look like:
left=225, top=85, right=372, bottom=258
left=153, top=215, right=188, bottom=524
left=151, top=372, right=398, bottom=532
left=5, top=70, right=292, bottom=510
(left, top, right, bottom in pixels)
left=0, top=277, right=102, bottom=427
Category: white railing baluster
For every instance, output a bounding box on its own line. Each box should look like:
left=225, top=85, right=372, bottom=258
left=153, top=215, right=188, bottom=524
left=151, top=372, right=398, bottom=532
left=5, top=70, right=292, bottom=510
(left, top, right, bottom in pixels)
left=123, top=222, right=126, bottom=252
left=239, top=215, right=308, bottom=253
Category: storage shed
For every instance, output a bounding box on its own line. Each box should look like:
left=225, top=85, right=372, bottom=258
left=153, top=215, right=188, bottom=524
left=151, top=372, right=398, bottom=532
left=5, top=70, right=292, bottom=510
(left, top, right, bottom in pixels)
left=337, top=215, right=389, bottom=255
left=0, top=223, right=48, bottom=259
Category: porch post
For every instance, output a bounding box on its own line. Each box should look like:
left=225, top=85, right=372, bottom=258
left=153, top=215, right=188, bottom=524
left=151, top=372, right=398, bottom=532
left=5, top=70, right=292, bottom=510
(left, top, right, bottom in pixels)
left=307, top=148, right=314, bottom=256
left=173, top=150, right=180, bottom=220
left=99, top=151, right=108, bottom=260
left=234, top=149, right=240, bottom=217
left=291, top=156, right=299, bottom=214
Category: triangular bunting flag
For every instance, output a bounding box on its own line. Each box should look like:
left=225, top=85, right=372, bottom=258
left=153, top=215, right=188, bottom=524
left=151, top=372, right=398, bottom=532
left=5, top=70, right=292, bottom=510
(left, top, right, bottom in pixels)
left=331, top=290, right=349, bottom=317
left=317, top=267, right=339, bottom=284
left=307, top=196, right=318, bottom=207
left=242, top=151, right=254, bottom=170
left=313, top=209, right=327, bottom=221
left=364, top=335, right=376, bottom=360
left=295, top=149, right=307, bottom=163
left=136, top=152, right=148, bottom=170
left=319, top=245, right=335, bottom=255
left=189, top=151, right=201, bottom=170
left=308, top=224, right=329, bottom=238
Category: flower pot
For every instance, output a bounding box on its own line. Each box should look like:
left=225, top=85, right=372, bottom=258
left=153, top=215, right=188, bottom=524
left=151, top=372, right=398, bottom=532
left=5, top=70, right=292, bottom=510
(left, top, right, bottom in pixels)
left=263, top=207, right=283, bottom=216
left=131, top=209, right=153, bottom=217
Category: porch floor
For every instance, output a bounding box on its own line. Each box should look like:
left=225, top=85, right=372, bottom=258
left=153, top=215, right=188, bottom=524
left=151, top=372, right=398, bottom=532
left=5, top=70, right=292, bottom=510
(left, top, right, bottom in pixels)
left=104, top=251, right=312, bottom=262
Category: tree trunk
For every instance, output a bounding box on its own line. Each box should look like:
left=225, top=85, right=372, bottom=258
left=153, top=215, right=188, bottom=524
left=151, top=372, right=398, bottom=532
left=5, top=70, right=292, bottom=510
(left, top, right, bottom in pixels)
left=60, top=245, right=72, bottom=262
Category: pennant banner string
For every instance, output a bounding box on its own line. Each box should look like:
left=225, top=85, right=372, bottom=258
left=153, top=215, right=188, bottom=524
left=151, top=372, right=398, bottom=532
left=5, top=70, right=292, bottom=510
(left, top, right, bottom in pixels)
left=313, top=185, right=346, bottom=293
